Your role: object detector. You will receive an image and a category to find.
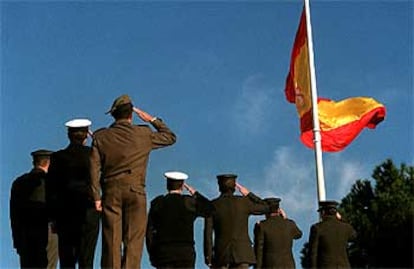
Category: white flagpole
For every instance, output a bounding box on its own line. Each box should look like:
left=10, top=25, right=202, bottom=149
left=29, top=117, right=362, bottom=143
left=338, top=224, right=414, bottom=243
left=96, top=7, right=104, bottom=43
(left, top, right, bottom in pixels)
left=304, top=0, right=326, bottom=202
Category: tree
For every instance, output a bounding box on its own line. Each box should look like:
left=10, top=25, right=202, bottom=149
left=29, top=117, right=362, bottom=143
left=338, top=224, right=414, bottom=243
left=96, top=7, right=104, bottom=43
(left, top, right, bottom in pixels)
left=300, top=159, right=414, bottom=268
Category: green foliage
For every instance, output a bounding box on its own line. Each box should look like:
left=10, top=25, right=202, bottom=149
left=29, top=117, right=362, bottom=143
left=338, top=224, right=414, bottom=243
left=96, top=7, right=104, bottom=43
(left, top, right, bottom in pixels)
left=300, top=159, right=414, bottom=268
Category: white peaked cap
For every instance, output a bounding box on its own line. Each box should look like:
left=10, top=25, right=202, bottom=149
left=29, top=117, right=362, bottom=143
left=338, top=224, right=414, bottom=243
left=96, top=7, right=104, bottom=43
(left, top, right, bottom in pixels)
left=164, top=171, right=189, bottom=181
left=65, top=119, right=92, bottom=128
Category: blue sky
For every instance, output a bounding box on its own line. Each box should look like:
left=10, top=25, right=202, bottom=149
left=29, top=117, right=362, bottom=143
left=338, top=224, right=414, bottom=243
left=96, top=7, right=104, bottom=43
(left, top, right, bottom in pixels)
left=1, top=1, right=412, bottom=268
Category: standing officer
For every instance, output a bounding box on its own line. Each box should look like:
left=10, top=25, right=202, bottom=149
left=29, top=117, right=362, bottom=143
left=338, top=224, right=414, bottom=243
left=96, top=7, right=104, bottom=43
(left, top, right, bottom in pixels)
left=203, top=174, right=270, bottom=269
left=90, top=94, right=176, bottom=269
left=47, top=118, right=100, bottom=269
left=10, top=149, right=53, bottom=268
left=308, top=200, right=357, bottom=269
left=253, top=197, right=302, bottom=269
left=146, top=171, right=214, bottom=269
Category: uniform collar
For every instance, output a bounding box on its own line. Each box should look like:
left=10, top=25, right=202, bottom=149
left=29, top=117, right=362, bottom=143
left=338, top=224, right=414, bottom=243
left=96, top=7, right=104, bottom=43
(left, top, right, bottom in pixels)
left=111, top=119, right=132, bottom=127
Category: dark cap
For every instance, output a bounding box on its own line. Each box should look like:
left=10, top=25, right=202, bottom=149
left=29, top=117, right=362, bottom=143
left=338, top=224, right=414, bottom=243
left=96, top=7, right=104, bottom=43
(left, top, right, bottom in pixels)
left=216, top=174, right=237, bottom=181
left=264, top=197, right=281, bottom=207
left=106, top=94, right=133, bottom=114
left=318, top=200, right=338, bottom=212
left=31, top=149, right=53, bottom=157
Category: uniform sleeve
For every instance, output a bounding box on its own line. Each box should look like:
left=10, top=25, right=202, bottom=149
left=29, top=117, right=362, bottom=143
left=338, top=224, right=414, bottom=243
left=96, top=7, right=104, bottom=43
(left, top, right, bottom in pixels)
left=290, top=220, right=303, bottom=240
left=10, top=181, right=22, bottom=251
left=89, top=138, right=102, bottom=201
left=308, top=225, right=319, bottom=269
left=254, top=222, right=264, bottom=269
left=193, top=192, right=214, bottom=217
left=247, top=192, right=270, bottom=215
left=150, top=119, right=177, bottom=149
left=46, top=154, right=59, bottom=221
left=203, top=216, right=214, bottom=266
left=146, top=201, right=156, bottom=264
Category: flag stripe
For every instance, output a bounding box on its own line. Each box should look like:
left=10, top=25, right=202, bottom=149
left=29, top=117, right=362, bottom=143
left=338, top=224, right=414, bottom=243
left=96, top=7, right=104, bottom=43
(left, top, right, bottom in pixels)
left=284, top=7, right=386, bottom=152
left=301, top=101, right=386, bottom=152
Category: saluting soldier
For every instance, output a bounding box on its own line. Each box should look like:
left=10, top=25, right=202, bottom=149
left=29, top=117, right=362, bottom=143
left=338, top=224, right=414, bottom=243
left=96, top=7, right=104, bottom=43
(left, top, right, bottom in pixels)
left=90, top=94, right=176, bottom=269
left=203, top=174, right=270, bottom=269
left=254, top=197, right=302, bottom=269
left=10, top=149, right=53, bottom=268
left=308, top=200, right=357, bottom=269
left=146, top=171, right=214, bottom=269
left=47, top=118, right=100, bottom=269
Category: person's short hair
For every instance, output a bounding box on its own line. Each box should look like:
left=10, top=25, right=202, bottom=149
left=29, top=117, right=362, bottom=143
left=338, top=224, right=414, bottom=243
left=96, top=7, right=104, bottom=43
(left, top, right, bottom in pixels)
left=218, top=178, right=236, bottom=193
left=264, top=197, right=281, bottom=213
left=318, top=200, right=338, bottom=216
left=31, top=150, right=52, bottom=167
left=322, top=207, right=337, bottom=215
left=217, top=174, right=237, bottom=194
left=68, top=129, right=88, bottom=144
left=111, top=103, right=133, bottom=120
left=167, top=179, right=184, bottom=191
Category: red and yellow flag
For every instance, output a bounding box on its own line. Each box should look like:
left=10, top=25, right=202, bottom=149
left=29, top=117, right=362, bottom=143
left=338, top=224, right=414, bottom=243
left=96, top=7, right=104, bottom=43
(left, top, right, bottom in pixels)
left=285, top=7, right=386, bottom=152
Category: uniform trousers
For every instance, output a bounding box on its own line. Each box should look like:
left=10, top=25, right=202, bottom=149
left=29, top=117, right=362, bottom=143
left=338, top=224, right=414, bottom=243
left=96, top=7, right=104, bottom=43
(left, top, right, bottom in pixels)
left=102, top=180, right=147, bottom=269
left=19, top=222, right=48, bottom=269
left=57, top=206, right=100, bottom=269
left=47, top=223, right=58, bottom=269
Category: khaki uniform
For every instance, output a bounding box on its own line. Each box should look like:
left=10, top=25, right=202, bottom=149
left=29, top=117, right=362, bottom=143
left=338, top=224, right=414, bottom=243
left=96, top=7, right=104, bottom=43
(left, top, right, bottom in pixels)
left=308, top=215, right=356, bottom=269
left=254, top=216, right=302, bottom=269
left=204, top=192, right=269, bottom=268
left=90, top=118, right=176, bottom=269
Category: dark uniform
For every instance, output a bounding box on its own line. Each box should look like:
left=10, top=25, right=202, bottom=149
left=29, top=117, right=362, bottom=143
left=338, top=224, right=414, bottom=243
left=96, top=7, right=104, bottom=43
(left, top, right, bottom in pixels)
left=90, top=95, right=176, bottom=269
left=146, top=191, right=213, bottom=268
left=47, top=143, right=100, bottom=268
left=204, top=174, right=270, bottom=269
left=308, top=200, right=357, bottom=269
left=254, top=198, right=302, bottom=269
left=47, top=119, right=99, bottom=268
left=10, top=150, right=53, bottom=268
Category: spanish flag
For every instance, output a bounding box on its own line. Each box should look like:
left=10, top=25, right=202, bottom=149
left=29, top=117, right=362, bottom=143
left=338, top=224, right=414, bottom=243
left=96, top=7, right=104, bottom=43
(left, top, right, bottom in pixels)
left=285, top=7, right=386, bottom=152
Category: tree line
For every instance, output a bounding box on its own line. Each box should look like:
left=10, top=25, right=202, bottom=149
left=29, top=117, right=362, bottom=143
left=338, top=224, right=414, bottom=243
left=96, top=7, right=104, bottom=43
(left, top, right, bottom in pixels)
left=300, top=159, right=414, bottom=269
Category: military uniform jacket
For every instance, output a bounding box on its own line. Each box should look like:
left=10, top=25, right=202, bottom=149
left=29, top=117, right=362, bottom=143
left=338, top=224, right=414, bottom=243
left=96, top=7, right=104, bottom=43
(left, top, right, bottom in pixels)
left=47, top=144, right=94, bottom=221
left=254, top=216, right=302, bottom=269
left=308, top=215, right=357, bottom=269
left=204, top=192, right=269, bottom=266
left=90, top=118, right=176, bottom=200
left=146, top=192, right=213, bottom=267
left=10, top=168, right=48, bottom=253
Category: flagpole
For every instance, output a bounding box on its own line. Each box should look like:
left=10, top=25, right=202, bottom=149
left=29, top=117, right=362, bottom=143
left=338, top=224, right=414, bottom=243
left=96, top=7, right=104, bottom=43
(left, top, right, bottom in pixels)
left=304, top=0, right=326, bottom=202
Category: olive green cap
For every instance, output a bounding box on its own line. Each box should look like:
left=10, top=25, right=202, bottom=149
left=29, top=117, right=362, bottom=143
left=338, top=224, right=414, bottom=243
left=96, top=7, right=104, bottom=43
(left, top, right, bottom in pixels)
left=106, top=94, right=133, bottom=114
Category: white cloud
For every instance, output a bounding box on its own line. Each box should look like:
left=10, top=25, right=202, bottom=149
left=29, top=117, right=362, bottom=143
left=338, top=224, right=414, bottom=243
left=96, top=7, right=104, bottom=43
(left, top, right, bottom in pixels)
left=259, top=146, right=316, bottom=214
left=256, top=147, right=371, bottom=217
left=325, top=157, right=365, bottom=199
left=232, top=74, right=275, bottom=135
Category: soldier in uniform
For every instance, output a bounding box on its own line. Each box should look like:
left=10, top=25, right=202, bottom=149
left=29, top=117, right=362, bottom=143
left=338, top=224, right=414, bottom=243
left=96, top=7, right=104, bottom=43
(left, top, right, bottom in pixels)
left=10, top=149, right=53, bottom=268
left=47, top=118, right=100, bottom=269
left=146, top=171, right=213, bottom=269
left=308, top=200, right=357, bottom=269
left=253, top=197, right=302, bottom=269
left=203, top=174, right=270, bottom=269
left=90, top=94, right=176, bottom=269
